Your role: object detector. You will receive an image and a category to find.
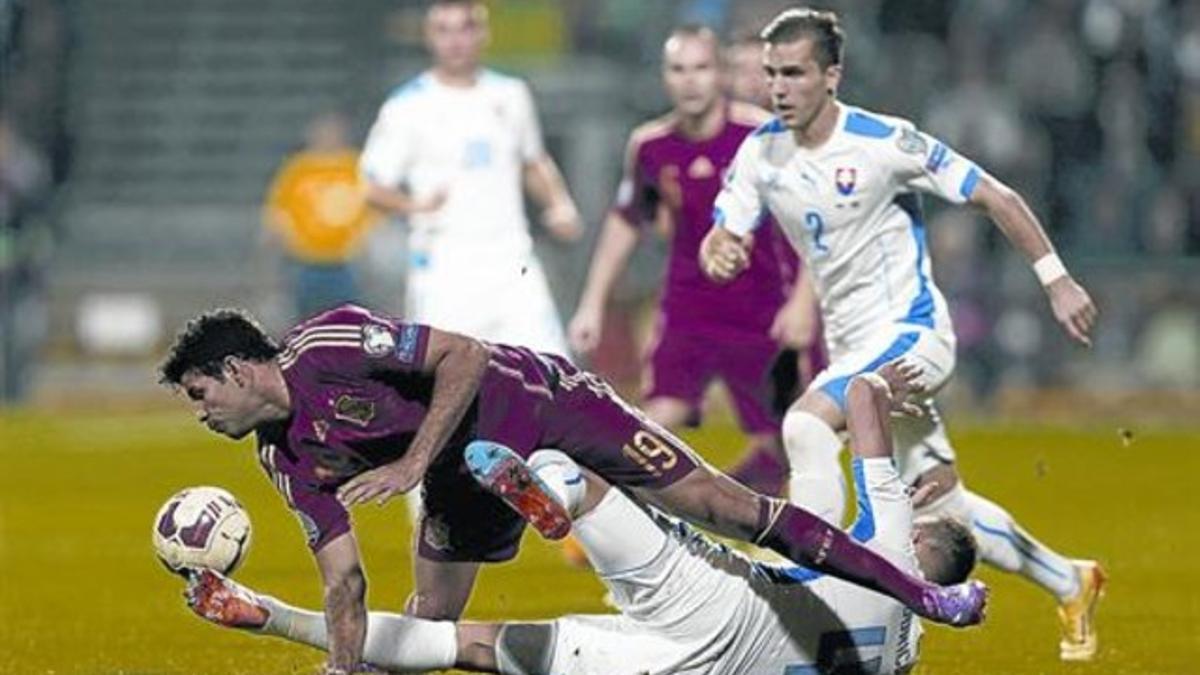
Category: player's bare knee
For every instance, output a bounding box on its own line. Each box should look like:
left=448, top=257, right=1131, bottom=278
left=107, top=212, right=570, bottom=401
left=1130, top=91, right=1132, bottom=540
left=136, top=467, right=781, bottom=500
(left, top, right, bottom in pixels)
left=496, top=622, right=557, bottom=674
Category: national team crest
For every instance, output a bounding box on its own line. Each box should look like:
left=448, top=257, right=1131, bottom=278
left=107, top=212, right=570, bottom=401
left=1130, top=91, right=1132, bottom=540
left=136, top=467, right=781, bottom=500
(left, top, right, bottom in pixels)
left=835, top=167, right=857, bottom=196
left=334, top=395, right=376, bottom=427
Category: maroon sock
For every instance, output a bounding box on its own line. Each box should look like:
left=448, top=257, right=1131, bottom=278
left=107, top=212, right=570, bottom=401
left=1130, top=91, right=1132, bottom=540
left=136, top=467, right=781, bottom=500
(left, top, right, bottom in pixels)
left=728, top=447, right=787, bottom=497
left=757, top=500, right=933, bottom=611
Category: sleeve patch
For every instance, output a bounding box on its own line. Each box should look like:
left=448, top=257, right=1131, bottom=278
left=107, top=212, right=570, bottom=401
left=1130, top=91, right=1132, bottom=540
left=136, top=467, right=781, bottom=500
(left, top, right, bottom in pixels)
left=395, top=324, right=421, bottom=364
left=896, top=127, right=928, bottom=154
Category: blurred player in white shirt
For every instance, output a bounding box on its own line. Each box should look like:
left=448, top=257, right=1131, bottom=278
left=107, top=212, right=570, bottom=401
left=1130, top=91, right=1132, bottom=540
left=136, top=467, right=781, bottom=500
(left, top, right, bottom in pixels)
left=360, top=0, right=581, bottom=357
left=187, top=367, right=977, bottom=675
left=701, top=8, right=1105, bottom=661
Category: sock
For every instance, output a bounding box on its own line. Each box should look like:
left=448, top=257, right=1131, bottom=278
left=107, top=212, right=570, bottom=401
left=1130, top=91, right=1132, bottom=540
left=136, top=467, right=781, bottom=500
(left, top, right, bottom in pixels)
left=755, top=499, right=937, bottom=613
left=920, top=485, right=1080, bottom=600
left=528, top=449, right=588, bottom=517
left=571, top=488, right=669, bottom=576
left=728, top=436, right=788, bottom=497
left=783, top=410, right=847, bottom=524
left=257, top=595, right=457, bottom=671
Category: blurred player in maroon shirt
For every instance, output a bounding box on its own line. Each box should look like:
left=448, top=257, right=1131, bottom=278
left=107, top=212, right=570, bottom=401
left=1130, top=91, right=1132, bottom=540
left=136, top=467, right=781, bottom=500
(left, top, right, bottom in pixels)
left=569, top=25, right=821, bottom=499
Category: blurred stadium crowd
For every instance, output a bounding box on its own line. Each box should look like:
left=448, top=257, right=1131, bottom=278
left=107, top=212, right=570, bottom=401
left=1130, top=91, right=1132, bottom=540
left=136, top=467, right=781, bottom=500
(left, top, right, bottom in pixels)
left=0, top=0, right=1197, bottom=406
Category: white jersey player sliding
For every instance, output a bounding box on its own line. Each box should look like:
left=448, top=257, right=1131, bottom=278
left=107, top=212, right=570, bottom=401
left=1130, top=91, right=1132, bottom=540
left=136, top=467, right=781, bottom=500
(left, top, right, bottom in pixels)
left=186, top=365, right=979, bottom=675
left=699, top=8, right=1104, bottom=661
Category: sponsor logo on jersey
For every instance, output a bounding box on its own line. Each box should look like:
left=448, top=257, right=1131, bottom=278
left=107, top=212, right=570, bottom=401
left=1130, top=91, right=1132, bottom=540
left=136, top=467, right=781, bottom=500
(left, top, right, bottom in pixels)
left=687, top=155, right=715, bottom=179
left=361, top=323, right=396, bottom=357
left=896, top=127, right=927, bottom=154
left=334, top=394, right=376, bottom=427
left=396, top=324, right=421, bottom=364
left=835, top=167, right=857, bottom=196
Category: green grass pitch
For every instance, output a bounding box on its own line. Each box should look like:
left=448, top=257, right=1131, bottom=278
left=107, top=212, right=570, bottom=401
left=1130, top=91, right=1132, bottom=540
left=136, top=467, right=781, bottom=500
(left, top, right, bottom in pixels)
left=2, top=408, right=1197, bottom=674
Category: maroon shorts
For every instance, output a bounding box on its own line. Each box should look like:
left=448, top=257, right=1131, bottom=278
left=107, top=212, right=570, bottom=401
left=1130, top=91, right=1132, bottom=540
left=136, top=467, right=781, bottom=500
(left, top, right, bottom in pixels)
left=418, top=355, right=702, bottom=563
left=644, top=328, right=783, bottom=435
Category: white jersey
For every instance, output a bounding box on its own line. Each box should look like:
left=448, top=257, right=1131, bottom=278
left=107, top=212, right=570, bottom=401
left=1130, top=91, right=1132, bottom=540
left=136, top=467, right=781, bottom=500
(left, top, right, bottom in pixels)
left=360, top=68, right=544, bottom=263
left=548, top=458, right=923, bottom=675
left=359, top=69, right=569, bottom=357
left=714, top=102, right=983, bottom=358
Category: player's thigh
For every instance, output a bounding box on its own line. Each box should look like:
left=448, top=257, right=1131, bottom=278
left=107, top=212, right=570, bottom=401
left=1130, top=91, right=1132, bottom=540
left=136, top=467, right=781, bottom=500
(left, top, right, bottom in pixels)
left=642, top=326, right=711, bottom=421
left=492, top=256, right=571, bottom=356
left=715, top=338, right=786, bottom=436
left=809, top=325, right=955, bottom=415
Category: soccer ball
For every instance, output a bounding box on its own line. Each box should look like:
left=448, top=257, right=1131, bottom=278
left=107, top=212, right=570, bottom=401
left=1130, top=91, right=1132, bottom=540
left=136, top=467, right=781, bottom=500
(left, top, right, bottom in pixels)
left=152, top=486, right=252, bottom=576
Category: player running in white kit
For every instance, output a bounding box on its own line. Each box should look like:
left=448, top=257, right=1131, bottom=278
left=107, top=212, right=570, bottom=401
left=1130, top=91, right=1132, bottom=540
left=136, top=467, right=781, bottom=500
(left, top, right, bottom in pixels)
left=186, top=368, right=977, bottom=674
left=700, top=8, right=1104, bottom=661
left=360, top=0, right=580, bottom=356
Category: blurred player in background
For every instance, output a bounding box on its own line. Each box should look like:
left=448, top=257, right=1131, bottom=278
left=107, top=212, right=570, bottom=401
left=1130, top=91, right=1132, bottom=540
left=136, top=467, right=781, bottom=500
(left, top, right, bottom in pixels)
left=568, top=25, right=812, bottom=498
left=263, top=112, right=378, bottom=320
left=160, top=303, right=987, bottom=673
left=359, top=0, right=581, bottom=357
left=702, top=8, right=1104, bottom=661
left=187, top=368, right=977, bottom=674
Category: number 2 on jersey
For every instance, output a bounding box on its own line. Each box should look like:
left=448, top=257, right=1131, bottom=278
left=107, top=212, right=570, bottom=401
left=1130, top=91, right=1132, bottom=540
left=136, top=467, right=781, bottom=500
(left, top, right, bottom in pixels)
left=803, top=210, right=830, bottom=257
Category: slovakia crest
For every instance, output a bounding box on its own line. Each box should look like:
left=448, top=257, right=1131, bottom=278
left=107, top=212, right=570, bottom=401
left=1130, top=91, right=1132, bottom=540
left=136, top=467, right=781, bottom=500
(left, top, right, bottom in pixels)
left=835, top=167, right=857, bottom=196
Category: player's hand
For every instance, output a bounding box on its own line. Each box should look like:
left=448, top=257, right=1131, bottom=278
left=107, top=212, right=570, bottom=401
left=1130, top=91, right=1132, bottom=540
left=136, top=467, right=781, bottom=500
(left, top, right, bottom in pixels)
left=875, top=359, right=928, bottom=418
left=542, top=200, right=584, bottom=243
left=411, top=188, right=449, bottom=214
left=336, top=457, right=423, bottom=507
left=700, top=228, right=752, bottom=283
left=1045, top=276, right=1098, bottom=347
left=568, top=303, right=604, bottom=354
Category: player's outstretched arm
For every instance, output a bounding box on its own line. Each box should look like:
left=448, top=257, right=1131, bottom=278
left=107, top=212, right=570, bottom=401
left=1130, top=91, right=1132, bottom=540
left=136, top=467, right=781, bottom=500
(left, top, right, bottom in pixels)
left=968, top=174, right=1098, bottom=346
left=363, top=181, right=447, bottom=216
left=524, top=153, right=584, bottom=242
left=337, top=330, right=490, bottom=506
left=315, top=532, right=369, bottom=673
left=569, top=212, right=641, bottom=354
left=699, top=226, right=753, bottom=282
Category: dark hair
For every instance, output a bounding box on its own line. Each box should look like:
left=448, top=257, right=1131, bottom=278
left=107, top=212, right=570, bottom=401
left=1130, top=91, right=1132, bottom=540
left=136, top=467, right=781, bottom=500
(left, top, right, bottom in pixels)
left=159, top=309, right=280, bottom=385
left=759, top=7, right=844, bottom=68
left=915, top=517, right=978, bottom=585
left=428, top=0, right=487, bottom=19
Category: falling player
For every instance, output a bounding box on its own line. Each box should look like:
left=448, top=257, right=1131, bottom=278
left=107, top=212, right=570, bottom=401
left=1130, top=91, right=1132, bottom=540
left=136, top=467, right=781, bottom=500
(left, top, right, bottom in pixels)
left=701, top=7, right=1104, bottom=660
left=160, top=303, right=986, bottom=673
left=187, top=368, right=977, bottom=674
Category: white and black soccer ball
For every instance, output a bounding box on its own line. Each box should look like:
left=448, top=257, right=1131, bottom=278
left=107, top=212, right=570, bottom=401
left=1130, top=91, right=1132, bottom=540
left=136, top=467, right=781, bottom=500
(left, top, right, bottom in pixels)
left=152, top=486, right=252, bottom=576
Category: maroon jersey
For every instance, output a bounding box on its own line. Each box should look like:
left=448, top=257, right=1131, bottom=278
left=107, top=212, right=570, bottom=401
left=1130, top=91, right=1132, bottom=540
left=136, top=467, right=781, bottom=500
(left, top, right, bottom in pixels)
left=258, top=304, right=701, bottom=559
left=612, top=101, right=798, bottom=339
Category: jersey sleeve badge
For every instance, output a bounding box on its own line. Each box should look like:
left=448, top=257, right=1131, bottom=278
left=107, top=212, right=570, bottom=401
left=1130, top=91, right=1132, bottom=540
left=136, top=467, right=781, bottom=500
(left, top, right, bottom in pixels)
left=896, top=127, right=928, bottom=155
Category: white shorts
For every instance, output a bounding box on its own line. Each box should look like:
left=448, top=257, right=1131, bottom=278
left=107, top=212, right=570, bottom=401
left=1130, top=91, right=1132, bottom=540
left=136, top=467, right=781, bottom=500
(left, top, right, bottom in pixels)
left=405, top=247, right=569, bottom=357
left=809, top=323, right=957, bottom=483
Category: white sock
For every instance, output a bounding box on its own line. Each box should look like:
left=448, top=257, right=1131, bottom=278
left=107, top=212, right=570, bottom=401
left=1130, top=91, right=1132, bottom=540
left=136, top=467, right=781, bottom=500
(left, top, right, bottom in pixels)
left=918, top=485, right=1080, bottom=600
left=528, top=449, right=588, bottom=516
left=783, top=410, right=847, bottom=525
left=257, top=595, right=457, bottom=670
